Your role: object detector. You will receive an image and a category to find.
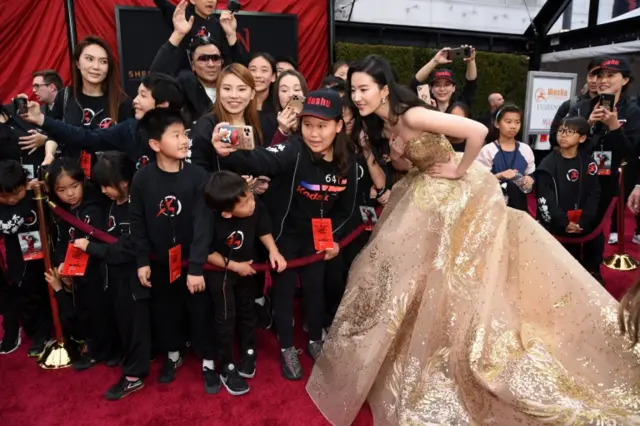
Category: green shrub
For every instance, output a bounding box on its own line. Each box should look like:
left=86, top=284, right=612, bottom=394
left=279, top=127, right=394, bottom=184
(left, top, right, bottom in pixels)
left=336, top=42, right=529, bottom=117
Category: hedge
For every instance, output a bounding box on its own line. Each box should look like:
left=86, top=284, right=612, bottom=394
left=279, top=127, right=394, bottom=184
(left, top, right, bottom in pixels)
left=335, top=42, right=529, bottom=117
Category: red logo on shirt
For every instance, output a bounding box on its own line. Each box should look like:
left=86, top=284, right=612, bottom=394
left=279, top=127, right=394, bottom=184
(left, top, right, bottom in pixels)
left=587, top=162, right=598, bottom=175
left=567, top=169, right=580, bottom=182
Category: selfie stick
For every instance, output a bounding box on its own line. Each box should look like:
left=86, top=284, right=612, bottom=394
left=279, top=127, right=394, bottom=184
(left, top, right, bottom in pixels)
left=604, top=161, right=639, bottom=271
left=33, top=183, right=80, bottom=369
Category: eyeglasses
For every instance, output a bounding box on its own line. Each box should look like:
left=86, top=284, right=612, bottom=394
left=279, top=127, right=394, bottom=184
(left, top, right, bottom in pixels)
left=32, top=84, right=44, bottom=90
left=196, top=54, right=222, bottom=63
left=557, top=128, right=578, bottom=136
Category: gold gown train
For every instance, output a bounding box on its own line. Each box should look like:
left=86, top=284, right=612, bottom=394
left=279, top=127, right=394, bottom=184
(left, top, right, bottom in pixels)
left=306, top=133, right=640, bottom=425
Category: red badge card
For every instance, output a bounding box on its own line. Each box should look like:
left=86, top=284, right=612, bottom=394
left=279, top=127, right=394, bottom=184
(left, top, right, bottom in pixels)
left=311, top=218, right=334, bottom=252
left=60, top=243, right=89, bottom=276
left=169, top=244, right=182, bottom=283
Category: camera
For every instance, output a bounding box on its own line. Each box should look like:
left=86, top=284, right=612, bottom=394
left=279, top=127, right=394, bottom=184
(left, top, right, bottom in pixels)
left=13, top=97, right=28, bottom=115
left=227, top=0, right=241, bottom=13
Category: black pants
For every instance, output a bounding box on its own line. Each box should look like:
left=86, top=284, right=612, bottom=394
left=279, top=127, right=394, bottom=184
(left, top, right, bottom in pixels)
left=324, top=230, right=370, bottom=328
left=272, top=236, right=325, bottom=348
left=74, top=264, right=117, bottom=361
left=562, top=232, right=605, bottom=274
left=109, top=273, right=150, bottom=378
left=0, top=261, right=51, bottom=341
left=206, top=270, right=257, bottom=366
left=149, top=262, right=214, bottom=360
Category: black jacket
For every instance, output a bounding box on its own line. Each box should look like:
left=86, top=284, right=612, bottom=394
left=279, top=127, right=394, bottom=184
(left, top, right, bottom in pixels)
left=154, top=0, right=247, bottom=72
left=40, top=116, right=155, bottom=169
left=218, top=136, right=358, bottom=242
left=0, top=105, right=45, bottom=176
left=150, top=41, right=244, bottom=121
left=536, top=150, right=600, bottom=235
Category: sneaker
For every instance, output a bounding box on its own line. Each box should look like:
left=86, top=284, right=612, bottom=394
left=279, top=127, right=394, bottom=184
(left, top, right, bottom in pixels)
left=633, top=234, right=640, bottom=245
left=73, top=352, right=98, bottom=371
left=0, top=331, right=22, bottom=355
left=280, top=347, right=303, bottom=381
left=105, top=376, right=144, bottom=400
left=608, top=232, right=618, bottom=245
left=27, top=336, right=47, bottom=357
left=203, top=367, right=221, bottom=395
left=158, top=356, right=183, bottom=384
left=256, top=294, right=273, bottom=330
left=307, top=340, right=323, bottom=362
left=220, top=363, right=250, bottom=396
left=239, top=349, right=256, bottom=379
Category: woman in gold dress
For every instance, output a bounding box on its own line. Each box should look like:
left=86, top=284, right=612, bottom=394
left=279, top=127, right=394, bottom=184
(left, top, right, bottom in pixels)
left=306, top=55, right=640, bottom=425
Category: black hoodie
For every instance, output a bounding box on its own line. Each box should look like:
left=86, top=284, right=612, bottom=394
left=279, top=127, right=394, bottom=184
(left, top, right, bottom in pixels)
left=0, top=106, right=45, bottom=178
left=218, top=136, right=358, bottom=243
left=129, top=161, right=213, bottom=275
left=536, top=150, right=601, bottom=235
left=0, top=192, right=41, bottom=284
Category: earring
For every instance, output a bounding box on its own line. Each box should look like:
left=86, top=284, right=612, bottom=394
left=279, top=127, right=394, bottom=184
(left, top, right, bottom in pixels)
left=382, top=97, right=387, bottom=105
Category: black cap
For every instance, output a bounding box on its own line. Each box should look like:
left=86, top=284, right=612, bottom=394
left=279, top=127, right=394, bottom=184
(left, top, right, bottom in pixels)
left=299, top=89, right=343, bottom=120
left=431, top=69, right=456, bottom=85
left=587, top=56, right=605, bottom=73
left=590, top=57, right=631, bottom=77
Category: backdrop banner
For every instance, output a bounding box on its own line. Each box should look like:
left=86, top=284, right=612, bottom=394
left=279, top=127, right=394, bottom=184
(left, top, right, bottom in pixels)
left=116, top=7, right=298, bottom=96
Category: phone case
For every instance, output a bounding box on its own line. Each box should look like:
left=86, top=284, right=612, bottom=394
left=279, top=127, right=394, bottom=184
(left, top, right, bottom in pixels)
left=416, top=84, right=431, bottom=103
left=286, top=95, right=305, bottom=114
left=221, top=125, right=255, bottom=150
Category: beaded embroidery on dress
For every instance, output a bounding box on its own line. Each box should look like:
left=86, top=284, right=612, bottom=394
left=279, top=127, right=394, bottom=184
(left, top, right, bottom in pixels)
left=306, top=133, right=640, bottom=425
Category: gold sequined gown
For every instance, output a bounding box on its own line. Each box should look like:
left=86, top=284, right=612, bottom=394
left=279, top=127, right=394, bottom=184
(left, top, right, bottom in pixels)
left=306, top=133, right=640, bottom=425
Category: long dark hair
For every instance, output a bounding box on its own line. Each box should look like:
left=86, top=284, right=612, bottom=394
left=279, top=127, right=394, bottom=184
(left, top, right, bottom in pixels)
left=620, top=278, right=640, bottom=346
left=346, top=55, right=428, bottom=153
left=248, top=52, right=277, bottom=113
left=72, top=36, right=127, bottom=123
left=272, top=69, right=309, bottom=112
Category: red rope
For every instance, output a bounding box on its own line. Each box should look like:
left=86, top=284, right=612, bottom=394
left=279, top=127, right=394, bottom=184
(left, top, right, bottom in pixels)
left=47, top=201, right=379, bottom=272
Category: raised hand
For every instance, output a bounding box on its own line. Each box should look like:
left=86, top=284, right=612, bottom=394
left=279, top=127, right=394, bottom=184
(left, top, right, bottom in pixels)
left=172, top=0, right=194, bottom=36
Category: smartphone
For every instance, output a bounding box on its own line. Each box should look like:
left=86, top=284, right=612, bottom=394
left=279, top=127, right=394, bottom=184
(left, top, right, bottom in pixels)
left=227, top=0, right=241, bottom=13
left=416, top=84, right=432, bottom=104
left=285, top=94, right=305, bottom=114
left=446, top=47, right=471, bottom=61
left=599, top=93, right=615, bottom=111
left=220, top=125, right=255, bottom=150
left=13, top=97, right=28, bottom=115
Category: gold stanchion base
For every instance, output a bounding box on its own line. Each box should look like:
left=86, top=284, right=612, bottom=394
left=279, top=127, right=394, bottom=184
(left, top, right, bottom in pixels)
left=603, top=253, right=640, bottom=271
left=37, top=339, right=81, bottom=369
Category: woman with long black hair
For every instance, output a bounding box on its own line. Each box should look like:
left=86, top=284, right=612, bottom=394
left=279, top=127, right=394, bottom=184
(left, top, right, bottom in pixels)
left=46, top=36, right=132, bottom=173
left=248, top=52, right=278, bottom=144
left=305, top=55, right=640, bottom=425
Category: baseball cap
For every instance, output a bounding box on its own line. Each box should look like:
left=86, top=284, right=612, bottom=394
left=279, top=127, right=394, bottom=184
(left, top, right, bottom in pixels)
left=590, top=57, right=631, bottom=77
left=299, top=89, right=343, bottom=120
left=431, top=69, right=456, bottom=85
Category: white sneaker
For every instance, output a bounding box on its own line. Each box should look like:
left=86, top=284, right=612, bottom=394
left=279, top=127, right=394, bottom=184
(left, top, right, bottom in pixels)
left=608, top=232, right=618, bottom=245
left=633, top=234, right=640, bottom=245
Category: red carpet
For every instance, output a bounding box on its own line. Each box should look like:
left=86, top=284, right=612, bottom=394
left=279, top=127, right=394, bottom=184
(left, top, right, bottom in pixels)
left=0, top=208, right=638, bottom=426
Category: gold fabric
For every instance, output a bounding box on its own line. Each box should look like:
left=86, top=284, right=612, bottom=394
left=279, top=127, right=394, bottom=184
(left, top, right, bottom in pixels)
left=307, top=133, right=640, bottom=425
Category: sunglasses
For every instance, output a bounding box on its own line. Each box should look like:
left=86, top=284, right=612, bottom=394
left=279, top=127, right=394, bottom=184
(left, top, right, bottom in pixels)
left=196, top=54, right=222, bottom=63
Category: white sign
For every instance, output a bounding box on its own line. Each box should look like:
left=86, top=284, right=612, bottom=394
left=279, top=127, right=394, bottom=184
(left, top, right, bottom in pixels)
left=523, top=71, right=577, bottom=144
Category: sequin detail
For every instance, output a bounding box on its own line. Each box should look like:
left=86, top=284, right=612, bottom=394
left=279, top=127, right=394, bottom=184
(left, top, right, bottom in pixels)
left=307, top=132, right=640, bottom=425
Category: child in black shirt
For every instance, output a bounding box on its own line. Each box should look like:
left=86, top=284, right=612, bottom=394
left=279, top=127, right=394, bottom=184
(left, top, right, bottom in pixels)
left=0, top=160, right=51, bottom=356
left=129, top=108, right=215, bottom=391
left=537, top=117, right=602, bottom=280
left=204, top=171, right=286, bottom=395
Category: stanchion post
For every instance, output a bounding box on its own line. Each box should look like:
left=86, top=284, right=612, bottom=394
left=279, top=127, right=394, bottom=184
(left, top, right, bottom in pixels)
left=604, top=161, right=639, bottom=271
left=33, top=183, right=80, bottom=369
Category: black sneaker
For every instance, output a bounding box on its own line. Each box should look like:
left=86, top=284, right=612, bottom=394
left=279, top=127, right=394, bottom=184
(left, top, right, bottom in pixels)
left=158, top=357, right=183, bottom=384
left=27, top=336, right=47, bottom=357
left=239, top=349, right=256, bottom=379
left=280, top=347, right=302, bottom=380
left=0, top=331, right=21, bottom=355
left=203, top=367, right=221, bottom=395
left=307, top=341, right=323, bottom=362
left=105, top=376, right=144, bottom=400
left=256, top=294, right=272, bottom=329
left=73, top=352, right=98, bottom=371
left=220, top=363, right=250, bottom=396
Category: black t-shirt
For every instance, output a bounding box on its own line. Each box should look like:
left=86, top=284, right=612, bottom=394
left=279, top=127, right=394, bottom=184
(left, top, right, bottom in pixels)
left=285, top=156, right=347, bottom=237
left=107, top=200, right=130, bottom=239
left=555, top=155, right=583, bottom=212
left=210, top=199, right=272, bottom=263
left=0, top=193, right=41, bottom=284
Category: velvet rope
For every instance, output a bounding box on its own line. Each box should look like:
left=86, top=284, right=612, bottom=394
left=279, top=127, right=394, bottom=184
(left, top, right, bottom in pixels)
left=47, top=201, right=379, bottom=272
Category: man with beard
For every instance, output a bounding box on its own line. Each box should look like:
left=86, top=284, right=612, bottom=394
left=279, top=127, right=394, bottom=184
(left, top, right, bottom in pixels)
left=151, top=1, right=244, bottom=121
